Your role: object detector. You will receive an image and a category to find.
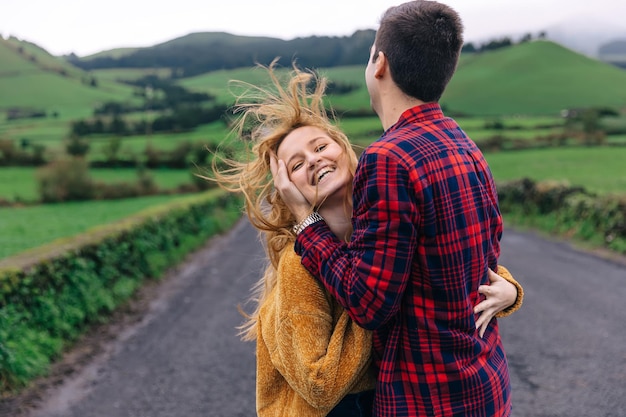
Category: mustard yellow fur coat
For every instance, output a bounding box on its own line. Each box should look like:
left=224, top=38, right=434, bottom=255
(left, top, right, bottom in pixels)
left=254, top=248, right=523, bottom=417
left=255, top=249, right=376, bottom=417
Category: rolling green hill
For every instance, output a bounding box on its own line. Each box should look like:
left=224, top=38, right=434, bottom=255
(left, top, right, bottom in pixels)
left=2, top=38, right=626, bottom=126
left=68, top=30, right=376, bottom=77
left=0, top=38, right=138, bottom=119
left=443, top=40, right=626, bottom=116
left=179, top=41, right=626, bottom=117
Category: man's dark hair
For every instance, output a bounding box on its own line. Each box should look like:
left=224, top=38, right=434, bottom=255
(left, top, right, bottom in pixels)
left=374, top=0, right=464, bottom=102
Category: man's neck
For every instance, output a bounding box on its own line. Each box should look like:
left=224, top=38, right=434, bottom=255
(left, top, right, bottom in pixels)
left=378, top=93, right=425, bottom=131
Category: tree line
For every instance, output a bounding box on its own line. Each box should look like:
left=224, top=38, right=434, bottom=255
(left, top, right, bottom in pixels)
left=67, top=30, right=545, bottom=77
left=67, top=31, right=376, bottom=77
left=71, top=75, right=228, bottom=137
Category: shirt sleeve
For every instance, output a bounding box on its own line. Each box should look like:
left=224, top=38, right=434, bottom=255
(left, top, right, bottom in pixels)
left=296, top=150, right=418, bottom=330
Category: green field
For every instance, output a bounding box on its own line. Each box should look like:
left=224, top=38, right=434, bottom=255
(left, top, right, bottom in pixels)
left=485, top=147, right=626, bottom=195
left=0, top=167, right=200, bottom=202
left=445, top=41, right=626, bottom=116
left=0, top=39, right=137, bottom=120
left=3, top=40, right=626, bottom=150
left=3, top=144, right=623, bottom=260
left=339, top=114, right=577, bottom=148
left=340, top=116, right=626, bottom=195
left=0, top=194, right=186, bottom=259
left=2, top=111, right=624, bottom=205
left=177, top=43, right=626, bottom=118
left=2, top=38, right=626, bottom=260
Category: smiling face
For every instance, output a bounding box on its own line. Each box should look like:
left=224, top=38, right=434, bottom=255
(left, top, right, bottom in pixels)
left=276, top=125, right=352, bottom=210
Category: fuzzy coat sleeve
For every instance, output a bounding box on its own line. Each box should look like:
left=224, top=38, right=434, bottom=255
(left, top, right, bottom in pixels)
left=495, top=265, right=524, bottom=318
left=257, top=249, right=374, bottom=416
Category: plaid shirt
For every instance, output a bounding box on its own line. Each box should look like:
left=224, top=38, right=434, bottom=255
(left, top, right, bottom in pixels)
left=295, top=103, right=511, bottom=417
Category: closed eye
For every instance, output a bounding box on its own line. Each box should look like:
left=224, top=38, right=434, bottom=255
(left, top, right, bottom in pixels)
left=291, top=161, right=303, bottom=172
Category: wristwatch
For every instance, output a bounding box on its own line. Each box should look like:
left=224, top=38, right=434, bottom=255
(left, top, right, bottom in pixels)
left=292, top=212, right=324, bottom=235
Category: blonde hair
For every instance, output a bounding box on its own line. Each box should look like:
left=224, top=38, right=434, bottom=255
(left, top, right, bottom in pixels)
left=212, top=60, right=358, bottom=341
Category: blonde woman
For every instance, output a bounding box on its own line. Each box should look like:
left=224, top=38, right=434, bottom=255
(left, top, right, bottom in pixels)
left=212, top=62, right=523, bottom=417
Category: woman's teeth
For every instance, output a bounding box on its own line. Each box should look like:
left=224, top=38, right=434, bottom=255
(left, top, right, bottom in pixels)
left=315, top=168, right=334, bottom=184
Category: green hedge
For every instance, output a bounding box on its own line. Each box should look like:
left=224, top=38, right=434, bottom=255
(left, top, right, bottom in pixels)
left=0, top=190, right=243, bottom=392
left=498, top=178, right=626, bottom=253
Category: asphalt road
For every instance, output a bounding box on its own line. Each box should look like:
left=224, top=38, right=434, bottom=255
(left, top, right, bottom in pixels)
left=15, top=218, right=626, bottom=417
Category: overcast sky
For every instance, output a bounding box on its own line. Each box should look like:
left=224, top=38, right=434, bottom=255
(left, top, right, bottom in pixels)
left=1, top=0, right=625, bottom=57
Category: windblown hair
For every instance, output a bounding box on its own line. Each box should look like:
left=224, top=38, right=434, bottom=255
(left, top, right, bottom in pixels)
left=212, top=60, right=358, bottom=341
left=374, top=0, right=464, bottom=102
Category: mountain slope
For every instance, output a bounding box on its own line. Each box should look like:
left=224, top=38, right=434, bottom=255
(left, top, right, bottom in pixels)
left=3, top=38, right=625, bottom=119
left=0, top=38, right=137, bottom=118
left=443, top=40, right=626, bottom=116
left=67, top=31, right=376, bottom=77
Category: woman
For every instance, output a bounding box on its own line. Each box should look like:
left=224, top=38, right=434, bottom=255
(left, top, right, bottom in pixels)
left=212, top=62, right=523, bottom=417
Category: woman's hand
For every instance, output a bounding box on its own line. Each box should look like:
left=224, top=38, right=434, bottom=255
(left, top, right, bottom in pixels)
left=474, top=269, right=518, bottom=337
left=269, top=155, right=311, bottom=223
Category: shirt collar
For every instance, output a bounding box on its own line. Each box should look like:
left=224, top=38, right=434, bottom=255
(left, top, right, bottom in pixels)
left=387, top=102, right=444, bottom=132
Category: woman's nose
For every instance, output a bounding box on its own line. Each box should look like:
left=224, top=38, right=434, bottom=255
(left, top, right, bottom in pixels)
left=306, top=154, right=321, bottom=168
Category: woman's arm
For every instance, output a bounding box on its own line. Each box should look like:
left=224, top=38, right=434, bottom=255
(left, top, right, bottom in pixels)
left=474, top=265, right=524, bottom=337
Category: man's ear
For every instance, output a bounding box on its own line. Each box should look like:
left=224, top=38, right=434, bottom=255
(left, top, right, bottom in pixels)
left=374, top=51, right=387, bottom=79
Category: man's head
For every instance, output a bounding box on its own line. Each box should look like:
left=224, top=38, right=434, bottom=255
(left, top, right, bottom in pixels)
left=369, top=0, right=464, bottom=103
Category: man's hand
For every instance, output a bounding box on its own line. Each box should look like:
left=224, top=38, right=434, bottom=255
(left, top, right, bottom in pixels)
left=269, top=155, right=312, bottom=223
left=474, top=268, right=518, bottom=337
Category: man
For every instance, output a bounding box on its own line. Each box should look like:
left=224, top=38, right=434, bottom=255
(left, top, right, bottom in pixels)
left=271, top=1, right=512, bottom=416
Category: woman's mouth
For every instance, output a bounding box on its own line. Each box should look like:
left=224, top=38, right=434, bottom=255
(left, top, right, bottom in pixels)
left=314, top=167, right=335, bottom=185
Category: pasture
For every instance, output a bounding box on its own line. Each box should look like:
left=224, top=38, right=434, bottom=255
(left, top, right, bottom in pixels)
left=0, top=167, right=198, bottom=202
left=485, top=147, right=626, bottom=195
left=1, top=38, right=626, bottom=260
left=0, top=194, right=184, bottom=259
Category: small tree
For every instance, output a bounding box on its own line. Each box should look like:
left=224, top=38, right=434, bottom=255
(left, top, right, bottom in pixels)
left=36, top=158, right=95, bottom=202
left=103, top=136, right=122, bottom=164
left=66, top=134, right=90, bottom=156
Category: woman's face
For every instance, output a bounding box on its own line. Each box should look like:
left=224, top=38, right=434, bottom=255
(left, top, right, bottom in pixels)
left=276, top=125, right=351, bottom=209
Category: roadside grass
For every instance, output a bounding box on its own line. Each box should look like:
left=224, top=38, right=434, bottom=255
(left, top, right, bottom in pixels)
left=0, top=194, right=185, bottom=259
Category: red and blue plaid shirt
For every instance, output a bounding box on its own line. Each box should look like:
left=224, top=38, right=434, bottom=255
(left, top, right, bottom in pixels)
left=295, top=103, right=511, bottom=416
